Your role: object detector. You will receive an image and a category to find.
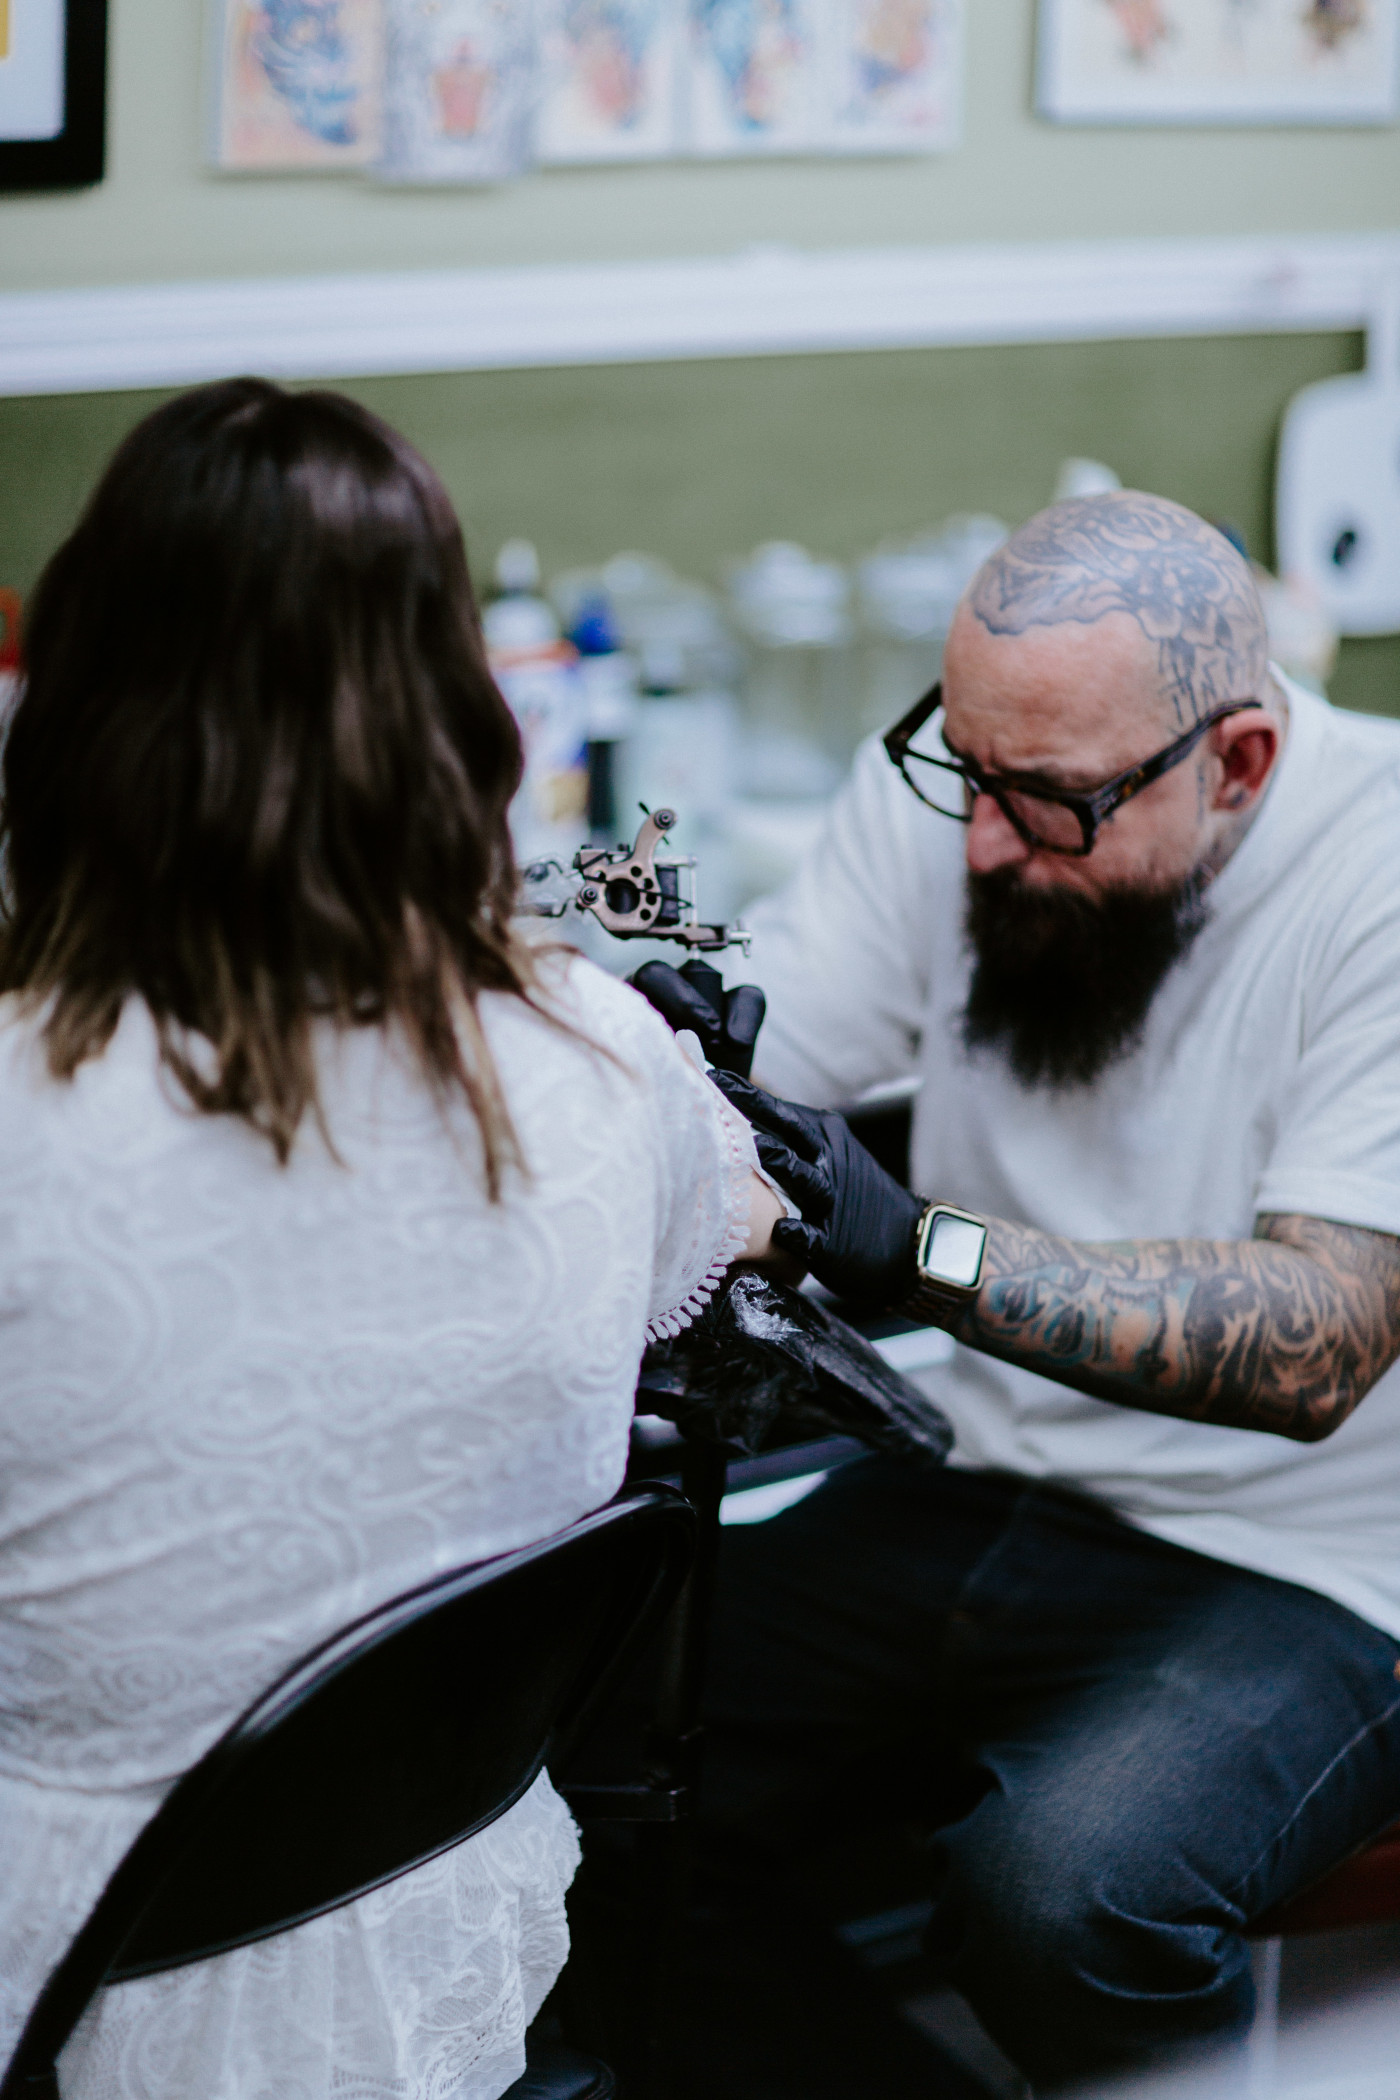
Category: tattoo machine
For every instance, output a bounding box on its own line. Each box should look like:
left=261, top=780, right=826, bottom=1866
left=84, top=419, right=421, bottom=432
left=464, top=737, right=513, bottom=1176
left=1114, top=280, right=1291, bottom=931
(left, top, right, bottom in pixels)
left=520, top=807, right=751, bottom=955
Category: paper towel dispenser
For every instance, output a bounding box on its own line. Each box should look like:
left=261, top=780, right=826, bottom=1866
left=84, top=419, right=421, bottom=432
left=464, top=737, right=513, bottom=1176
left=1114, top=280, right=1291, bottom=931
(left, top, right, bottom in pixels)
left=1275, top=301, right=1400, bottom=639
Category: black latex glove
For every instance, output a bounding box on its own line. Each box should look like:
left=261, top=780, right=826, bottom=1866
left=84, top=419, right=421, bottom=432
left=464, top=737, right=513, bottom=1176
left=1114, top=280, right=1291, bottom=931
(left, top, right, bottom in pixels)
left=710, top=1070, right=923, bottom=1309
left=627, top=958, right=767, bottom=1079
left=638, top=1271, right=952, bottom=1467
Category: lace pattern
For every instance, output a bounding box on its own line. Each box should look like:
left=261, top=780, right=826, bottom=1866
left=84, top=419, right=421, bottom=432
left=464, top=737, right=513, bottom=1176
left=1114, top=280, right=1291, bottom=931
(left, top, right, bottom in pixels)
left=57, top=1774, right=580, bottom=2100
left=0, top=960, right=754, bottom=2100
left=644, top=1084, right=755, bottom=1342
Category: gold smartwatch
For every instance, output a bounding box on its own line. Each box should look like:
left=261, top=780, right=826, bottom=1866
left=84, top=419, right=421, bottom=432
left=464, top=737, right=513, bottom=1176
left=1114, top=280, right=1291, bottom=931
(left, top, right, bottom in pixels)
left=909, top=1202, right=989, bottom=1325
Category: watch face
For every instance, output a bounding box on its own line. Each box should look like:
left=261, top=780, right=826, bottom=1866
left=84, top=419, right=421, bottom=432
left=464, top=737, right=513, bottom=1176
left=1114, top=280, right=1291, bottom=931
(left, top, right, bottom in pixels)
left=926, top=1212, right=987, bottom=1288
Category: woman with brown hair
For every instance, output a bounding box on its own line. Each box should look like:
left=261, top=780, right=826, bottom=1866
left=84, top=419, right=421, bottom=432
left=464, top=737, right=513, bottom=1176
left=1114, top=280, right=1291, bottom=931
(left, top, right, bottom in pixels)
left=0, top=378, right=782, bottom=2100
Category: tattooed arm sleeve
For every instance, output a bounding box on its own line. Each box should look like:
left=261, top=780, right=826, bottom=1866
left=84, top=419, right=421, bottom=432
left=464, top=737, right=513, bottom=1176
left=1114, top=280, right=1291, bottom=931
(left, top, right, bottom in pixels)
left=934, top=1213, right=1400, bottom=1441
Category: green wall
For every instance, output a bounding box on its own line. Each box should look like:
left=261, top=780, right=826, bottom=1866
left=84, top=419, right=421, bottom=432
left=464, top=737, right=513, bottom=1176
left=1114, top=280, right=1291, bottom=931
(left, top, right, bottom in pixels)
left=3, top=330, right=1395, bottom=718
left=5, top=0, right=1400, bottom=291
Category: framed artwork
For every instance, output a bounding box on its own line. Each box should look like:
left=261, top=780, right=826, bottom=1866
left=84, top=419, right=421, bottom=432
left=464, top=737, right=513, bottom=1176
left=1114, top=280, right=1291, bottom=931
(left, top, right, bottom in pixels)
left=378, top=0, right=535, bottom=183
left=1037, top=0, right=1400, bottom=124
left=687, top=0, right=827, bottom=153
left=535, top=0, right=687, bottom=165
left=203, top=0, right=963, bottom=180
left=209, top=0, right=383, bottom=171
left=687, top=0, right=960, bottom=157
left=826, top=0, right=962, bottom=153
left=0, top=0, right=107, bottom=191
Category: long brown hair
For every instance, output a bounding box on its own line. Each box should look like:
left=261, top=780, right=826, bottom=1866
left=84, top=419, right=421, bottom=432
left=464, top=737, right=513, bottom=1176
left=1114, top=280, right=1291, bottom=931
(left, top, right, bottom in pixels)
left=1, top=377, right=536, bottom=1190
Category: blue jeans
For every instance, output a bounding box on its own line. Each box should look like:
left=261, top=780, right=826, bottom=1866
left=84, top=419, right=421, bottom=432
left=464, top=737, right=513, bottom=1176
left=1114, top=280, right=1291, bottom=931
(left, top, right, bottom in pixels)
left=694, top=1457, right=1400, bottom=2089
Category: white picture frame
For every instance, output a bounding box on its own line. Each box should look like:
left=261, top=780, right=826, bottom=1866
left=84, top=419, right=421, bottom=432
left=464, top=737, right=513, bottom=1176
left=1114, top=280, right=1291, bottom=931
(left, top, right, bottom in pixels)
left=0, top=0, right=66, bottom=145
left=1036, top=0, right=1400, bottom=126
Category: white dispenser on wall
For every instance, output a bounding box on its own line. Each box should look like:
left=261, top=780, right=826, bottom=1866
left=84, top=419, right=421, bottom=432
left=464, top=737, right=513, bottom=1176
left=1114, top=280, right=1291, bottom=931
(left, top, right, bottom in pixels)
left=1275, top=295, right=1400, bottom=638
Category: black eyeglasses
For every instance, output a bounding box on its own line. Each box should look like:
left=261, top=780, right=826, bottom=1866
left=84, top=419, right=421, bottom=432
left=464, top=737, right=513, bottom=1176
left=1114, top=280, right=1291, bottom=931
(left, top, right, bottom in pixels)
left=883, top=684, right=1264, bottom=857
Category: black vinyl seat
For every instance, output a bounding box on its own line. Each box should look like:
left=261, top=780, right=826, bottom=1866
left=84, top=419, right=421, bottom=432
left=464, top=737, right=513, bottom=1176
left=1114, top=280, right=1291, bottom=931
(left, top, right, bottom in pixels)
left=0, top=1483, right=696, bottom=2100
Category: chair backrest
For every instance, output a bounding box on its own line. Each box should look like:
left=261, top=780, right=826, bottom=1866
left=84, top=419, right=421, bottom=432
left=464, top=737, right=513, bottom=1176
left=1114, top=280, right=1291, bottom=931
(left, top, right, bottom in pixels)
left=2, top=1484, right=695, bottom=2096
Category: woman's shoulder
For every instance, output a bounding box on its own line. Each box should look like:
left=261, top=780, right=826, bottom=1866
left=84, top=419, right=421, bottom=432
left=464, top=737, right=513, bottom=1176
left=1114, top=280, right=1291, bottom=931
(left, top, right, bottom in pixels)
left=481, top=951, right=721, bottom=1148
left=0, top=996, right=83, bottom=1182
left=497, top=949, right=679, bottom=1065
left=0, top=996, right=183, bottom=1157
left=0, top=994, right=68, bottom=1116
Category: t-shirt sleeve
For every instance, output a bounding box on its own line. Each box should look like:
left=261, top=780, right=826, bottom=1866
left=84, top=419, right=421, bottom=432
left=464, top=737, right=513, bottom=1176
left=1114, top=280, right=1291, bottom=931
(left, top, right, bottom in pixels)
left=1254, top=869, right=1400, bottom=1237
left=744, top=734, right=933, bottom=1108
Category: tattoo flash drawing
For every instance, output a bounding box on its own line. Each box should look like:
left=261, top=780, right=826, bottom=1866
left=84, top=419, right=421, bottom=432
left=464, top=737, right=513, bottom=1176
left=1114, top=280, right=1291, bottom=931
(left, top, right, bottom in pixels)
left=1106, top=0, right=1173, bottom=62
left=211, top=0, right=382, bottom=169
left=1038, top=0, right=1397, bottom=123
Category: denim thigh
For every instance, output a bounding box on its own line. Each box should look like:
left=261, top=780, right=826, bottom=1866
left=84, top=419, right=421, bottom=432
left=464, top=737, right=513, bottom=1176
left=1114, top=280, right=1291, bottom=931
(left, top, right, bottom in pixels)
left=699, top=1456, right=1400, bottom=2082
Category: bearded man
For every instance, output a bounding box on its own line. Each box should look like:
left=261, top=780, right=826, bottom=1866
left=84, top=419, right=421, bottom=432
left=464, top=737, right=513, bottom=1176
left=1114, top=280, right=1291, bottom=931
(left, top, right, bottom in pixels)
left=633, top=492, right=1400, bottom=2092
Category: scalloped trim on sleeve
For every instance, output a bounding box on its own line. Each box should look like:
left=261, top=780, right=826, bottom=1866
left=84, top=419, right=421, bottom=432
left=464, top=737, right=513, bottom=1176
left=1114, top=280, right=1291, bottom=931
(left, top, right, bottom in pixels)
left=644, top=1081, right=756, bottom=1344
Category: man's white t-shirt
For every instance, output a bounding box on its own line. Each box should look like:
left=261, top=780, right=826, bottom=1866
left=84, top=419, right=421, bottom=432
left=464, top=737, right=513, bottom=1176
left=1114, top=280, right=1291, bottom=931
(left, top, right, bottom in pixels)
left=747, top=676, right=1400, bottom=1640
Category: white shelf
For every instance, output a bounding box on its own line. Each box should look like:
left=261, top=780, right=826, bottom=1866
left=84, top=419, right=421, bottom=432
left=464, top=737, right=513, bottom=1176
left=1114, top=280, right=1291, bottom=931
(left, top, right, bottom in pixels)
left=2, top=233, right=1398, bottom=398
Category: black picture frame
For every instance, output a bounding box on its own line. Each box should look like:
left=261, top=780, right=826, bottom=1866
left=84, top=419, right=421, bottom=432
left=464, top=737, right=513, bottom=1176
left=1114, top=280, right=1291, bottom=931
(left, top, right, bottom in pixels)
left=0, top=0, right=108, bottom=193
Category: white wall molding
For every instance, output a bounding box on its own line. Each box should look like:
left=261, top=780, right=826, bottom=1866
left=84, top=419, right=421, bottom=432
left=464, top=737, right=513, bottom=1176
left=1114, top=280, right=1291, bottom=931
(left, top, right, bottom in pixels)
left=2, top=233, right=1399, bottom=398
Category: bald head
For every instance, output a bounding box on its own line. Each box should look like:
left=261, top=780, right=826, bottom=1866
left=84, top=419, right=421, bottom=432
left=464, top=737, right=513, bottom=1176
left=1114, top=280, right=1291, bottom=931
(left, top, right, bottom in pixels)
left=940, top=492, right=1286, bottom=901
left=967, top=492, right=1268, bottom=729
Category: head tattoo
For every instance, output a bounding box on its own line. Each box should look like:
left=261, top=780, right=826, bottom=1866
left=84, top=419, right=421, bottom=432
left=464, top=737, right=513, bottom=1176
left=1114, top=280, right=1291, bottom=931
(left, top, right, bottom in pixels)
left=968, top=492, right=1268, bottom=728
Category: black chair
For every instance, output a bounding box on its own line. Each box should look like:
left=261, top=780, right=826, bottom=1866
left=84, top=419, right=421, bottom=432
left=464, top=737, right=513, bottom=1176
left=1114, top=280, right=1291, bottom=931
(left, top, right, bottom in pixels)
left=0, top=1483, right=697, bottom=2100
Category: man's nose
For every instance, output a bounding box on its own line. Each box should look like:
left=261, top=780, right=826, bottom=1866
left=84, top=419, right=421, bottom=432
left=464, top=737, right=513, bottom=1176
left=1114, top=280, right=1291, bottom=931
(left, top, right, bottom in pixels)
left=965, top=792, right=1031, bottom=874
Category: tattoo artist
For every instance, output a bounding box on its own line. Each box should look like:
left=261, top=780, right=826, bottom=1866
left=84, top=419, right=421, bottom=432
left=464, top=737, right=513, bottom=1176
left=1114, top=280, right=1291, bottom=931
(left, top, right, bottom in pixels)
left=630, top=492, right=1400, bottom=2094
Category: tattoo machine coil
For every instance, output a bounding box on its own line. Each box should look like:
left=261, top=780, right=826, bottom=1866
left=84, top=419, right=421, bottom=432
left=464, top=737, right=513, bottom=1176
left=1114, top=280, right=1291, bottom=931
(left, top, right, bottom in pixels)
left=521, top=808, right=750, bottom=955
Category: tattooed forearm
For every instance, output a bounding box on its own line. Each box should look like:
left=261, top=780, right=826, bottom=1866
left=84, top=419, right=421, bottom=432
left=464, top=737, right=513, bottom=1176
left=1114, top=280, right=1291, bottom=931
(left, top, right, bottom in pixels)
left=923, top=1211, right=1400, bottom=1441
left=968, top=492, right=1267, bottom=728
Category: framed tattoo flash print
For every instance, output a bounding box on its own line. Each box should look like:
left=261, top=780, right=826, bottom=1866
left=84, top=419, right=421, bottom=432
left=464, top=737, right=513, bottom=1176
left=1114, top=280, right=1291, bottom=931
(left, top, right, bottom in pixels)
left=0, top=0, right=107, bottom=190
left=1037, top=0, right=1400, bottom=125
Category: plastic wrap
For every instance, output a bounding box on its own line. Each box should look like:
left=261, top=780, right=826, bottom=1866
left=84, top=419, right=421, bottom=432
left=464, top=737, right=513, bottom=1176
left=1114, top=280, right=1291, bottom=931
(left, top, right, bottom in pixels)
left=637, top=1271, right=952, bottom=1466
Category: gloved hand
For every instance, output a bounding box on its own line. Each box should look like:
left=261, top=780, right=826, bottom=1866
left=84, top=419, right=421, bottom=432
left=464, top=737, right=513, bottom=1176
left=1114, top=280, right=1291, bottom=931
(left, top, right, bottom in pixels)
left=710, top=1070, right=923, bottom=1309
left=628, top=958, right=767, bottom=1079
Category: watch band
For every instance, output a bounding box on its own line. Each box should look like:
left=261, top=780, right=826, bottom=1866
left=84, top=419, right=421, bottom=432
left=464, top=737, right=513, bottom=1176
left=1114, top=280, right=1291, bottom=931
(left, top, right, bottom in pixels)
left=907, top=1272, right=976, bottom=1326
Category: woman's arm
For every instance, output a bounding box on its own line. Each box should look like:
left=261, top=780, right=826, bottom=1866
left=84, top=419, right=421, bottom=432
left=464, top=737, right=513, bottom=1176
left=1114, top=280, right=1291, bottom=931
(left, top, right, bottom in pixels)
left=741, top=1171, right=793, bottom=1266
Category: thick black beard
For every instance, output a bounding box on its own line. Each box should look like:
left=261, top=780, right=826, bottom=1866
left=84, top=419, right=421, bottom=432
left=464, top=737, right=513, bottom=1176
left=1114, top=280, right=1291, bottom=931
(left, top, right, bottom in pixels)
left=961, top=865, right=1212, bottom=1090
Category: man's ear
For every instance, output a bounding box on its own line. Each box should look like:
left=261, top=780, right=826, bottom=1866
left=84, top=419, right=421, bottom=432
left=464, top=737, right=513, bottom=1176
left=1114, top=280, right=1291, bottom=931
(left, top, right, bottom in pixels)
left=1210, top=710, right=1281, bottom=811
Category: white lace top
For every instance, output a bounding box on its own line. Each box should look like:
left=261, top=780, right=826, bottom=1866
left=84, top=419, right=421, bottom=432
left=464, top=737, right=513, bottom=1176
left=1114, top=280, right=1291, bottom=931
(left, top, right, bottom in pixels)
left=0, top=956, right=755, bottom=2100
